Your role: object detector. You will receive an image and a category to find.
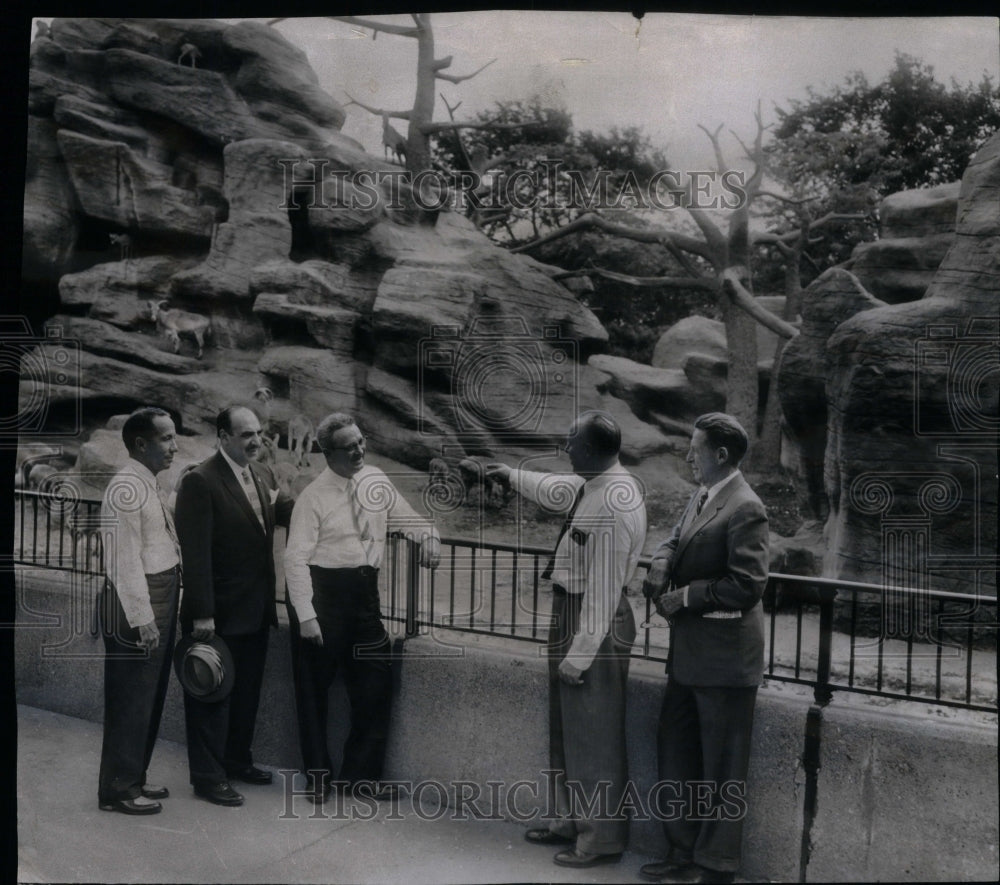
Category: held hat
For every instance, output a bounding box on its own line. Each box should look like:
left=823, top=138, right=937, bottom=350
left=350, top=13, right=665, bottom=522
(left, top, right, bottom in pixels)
left=173, top=634, right=234, bottom=704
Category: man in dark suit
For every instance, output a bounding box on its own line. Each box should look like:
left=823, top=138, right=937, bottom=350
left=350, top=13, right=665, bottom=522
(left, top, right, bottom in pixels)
left=640, top=413, right=769, bottom=885
left=175, top=405, right=294, bottom=806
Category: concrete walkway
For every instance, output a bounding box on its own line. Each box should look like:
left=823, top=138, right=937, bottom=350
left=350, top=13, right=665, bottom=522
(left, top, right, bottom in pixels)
left=17, top=704, right=672, bottom=885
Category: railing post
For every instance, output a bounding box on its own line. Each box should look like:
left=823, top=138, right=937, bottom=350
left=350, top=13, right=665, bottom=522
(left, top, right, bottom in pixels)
left=799, top=581, right=838, bottom=882
left=405, top=538, right=420, bottom=639
left=814, top=584, right=837, bottom=707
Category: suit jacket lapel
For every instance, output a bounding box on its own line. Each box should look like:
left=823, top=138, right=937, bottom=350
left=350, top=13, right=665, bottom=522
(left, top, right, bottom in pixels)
left=672, top=474, right=746, bottom=567
left=213, top=453, right=266, bottom=536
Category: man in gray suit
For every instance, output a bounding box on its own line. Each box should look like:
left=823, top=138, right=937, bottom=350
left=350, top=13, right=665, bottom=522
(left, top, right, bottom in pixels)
left=640, top=413, right=769, bottom=885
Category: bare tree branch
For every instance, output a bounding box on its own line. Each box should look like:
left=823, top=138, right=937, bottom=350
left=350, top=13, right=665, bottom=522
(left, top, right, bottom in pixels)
left=757, top=189, right=815, bottom=206
left=697, top=123, right=727, bottom=173
left=343, top=94, right=412, bottom=121
left=437, top=58, right=497, bottom=85
left=752, top=211, right=866, bottom=246
left=720, top=268, right=799, bottom=339
left=509, top=211, right=716, bottom=262
left=591, top=268, right=718, bottom=290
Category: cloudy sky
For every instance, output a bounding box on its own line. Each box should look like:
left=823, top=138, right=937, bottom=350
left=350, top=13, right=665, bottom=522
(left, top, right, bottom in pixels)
left=257, top=13, right=999, bottom=170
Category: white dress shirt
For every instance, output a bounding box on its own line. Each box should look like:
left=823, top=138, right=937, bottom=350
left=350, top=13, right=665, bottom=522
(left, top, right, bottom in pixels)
left=284, top=465, right=439, bottom=622
left=511, top=463, right=646, bottom=670
left=102, top=459, right=180, bottom=628
left=219, top=446, right=263, bottom=515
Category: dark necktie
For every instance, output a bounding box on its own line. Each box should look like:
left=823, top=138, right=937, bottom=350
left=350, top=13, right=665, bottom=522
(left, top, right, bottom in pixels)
left=695, top=488, right=709, bottom=516
left=541, top=484, right=585, bottom=581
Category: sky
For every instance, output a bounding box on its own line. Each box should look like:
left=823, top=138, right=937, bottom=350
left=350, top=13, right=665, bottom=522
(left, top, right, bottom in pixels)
left=255, top=13, right=1000, bottom=171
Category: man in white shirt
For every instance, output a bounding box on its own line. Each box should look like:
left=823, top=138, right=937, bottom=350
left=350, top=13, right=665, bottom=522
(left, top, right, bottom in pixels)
left=98, top=407, right=180, bottom=815
left=640, top=412, right=769, bottom=885
left=487, top=410, right=647, bottom=869
left=284, top=412, right=440, bottom=803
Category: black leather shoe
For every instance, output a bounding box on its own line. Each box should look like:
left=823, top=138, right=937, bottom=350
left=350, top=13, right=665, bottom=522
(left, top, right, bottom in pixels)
left=99, top=797, right=162, bottom=815
left=662, top=865, right=735, bottom=884
left=640, top=858, right=693, bottom=880
left=226, top=765, right=272, bottom=785
left=140, top=783, right=169, bottom=800
left=194, top=782, right=244, bottom=807
left=524, top=828, right=574, bottom=845
left=553, top=848, right=622, bottom=868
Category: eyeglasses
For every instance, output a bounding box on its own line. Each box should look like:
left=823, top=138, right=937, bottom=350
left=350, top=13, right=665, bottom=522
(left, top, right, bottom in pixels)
left=328, top=436, right=366, bottom=452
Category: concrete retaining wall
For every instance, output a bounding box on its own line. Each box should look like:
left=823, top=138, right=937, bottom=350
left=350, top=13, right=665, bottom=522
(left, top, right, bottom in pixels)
left=14, top=569, right=998, bottom=881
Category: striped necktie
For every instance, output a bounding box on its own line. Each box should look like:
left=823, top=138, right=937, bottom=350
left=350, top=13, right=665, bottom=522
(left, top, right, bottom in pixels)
left=241, top=468, right=265, bottom=529
left=541, top=484, right=585, bottom=581
left=348, top=477, right=378, bottom=567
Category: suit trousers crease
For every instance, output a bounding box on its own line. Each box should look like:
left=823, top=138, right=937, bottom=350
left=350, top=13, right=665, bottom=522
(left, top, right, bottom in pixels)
left=656, top=680, right=758, bottom=872
left=547, top=589, right=636, bottom=855
left=289, top=567, right=392, bottom=789
left=98, top=568, right=179, bottom=802
left=183, top=622, right=270, bottom=786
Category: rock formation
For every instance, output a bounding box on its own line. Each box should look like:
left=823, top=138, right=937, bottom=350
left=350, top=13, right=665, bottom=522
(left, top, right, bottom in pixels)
left=22, top=17, right=689, bottom=484
left=847, top=181, right=959, bottom=305
left=823, top=137, right=998, bottom=599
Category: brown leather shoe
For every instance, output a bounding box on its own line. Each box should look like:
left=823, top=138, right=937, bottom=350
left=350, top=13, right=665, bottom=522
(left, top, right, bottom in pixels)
left=553, top=847, right=623, bottom=868
left=524, top=828, right=574, bottom=845
left=99, top=796, right=162, bottom=815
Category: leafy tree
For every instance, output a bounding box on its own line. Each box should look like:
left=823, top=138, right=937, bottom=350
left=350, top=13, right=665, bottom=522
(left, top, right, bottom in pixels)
left=764, top=52, right=1000, bottom=271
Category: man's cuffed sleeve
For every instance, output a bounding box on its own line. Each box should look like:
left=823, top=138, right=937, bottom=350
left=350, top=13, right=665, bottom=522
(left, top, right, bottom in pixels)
left=510, top=469, right=584, bottom=514
left=284, top=495, right=320, bottom=622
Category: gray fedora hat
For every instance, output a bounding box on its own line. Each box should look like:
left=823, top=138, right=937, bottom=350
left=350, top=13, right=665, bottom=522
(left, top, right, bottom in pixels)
left=173, top=634, right=235, bottom=704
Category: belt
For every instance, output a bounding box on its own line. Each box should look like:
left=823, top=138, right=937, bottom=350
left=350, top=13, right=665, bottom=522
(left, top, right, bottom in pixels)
left=312, top=565, right=378, bottom=578
left=552, top=583, right=629, bottom=596
left=146, top=564, right=180, bottom=579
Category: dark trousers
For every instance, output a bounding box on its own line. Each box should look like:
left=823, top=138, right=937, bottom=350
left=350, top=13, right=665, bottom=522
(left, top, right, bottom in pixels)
left=546, top=588, right=636, bottom=855
left=183, top=621, right=270, bottom=787
left=656, top=680, right=758, bottom=873
left=98, top=567, right=179, bottom=802
left=288, top=566, right=392, bottom=790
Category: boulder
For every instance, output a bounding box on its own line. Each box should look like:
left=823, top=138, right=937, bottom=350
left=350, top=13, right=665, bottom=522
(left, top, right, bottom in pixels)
left=880, top=181, right=960, bottom=239
left=59, top=256, right=200, bottom=323
left=823, top=133, right=1000, bottom=598
left=22, top=117, right=78, bottom=278
left=776, top=269, right=886, bottom=520
left=651, top=315, right=725, bottom=370
left=849, top=234, right=955, bottom=304
left=589, top=354, right=723, bottom=423
left=257, top=346, right=359, bottom=419
left=45, top=315, right=205, bottom=374
left=57, top=130, right=213, bottom=239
